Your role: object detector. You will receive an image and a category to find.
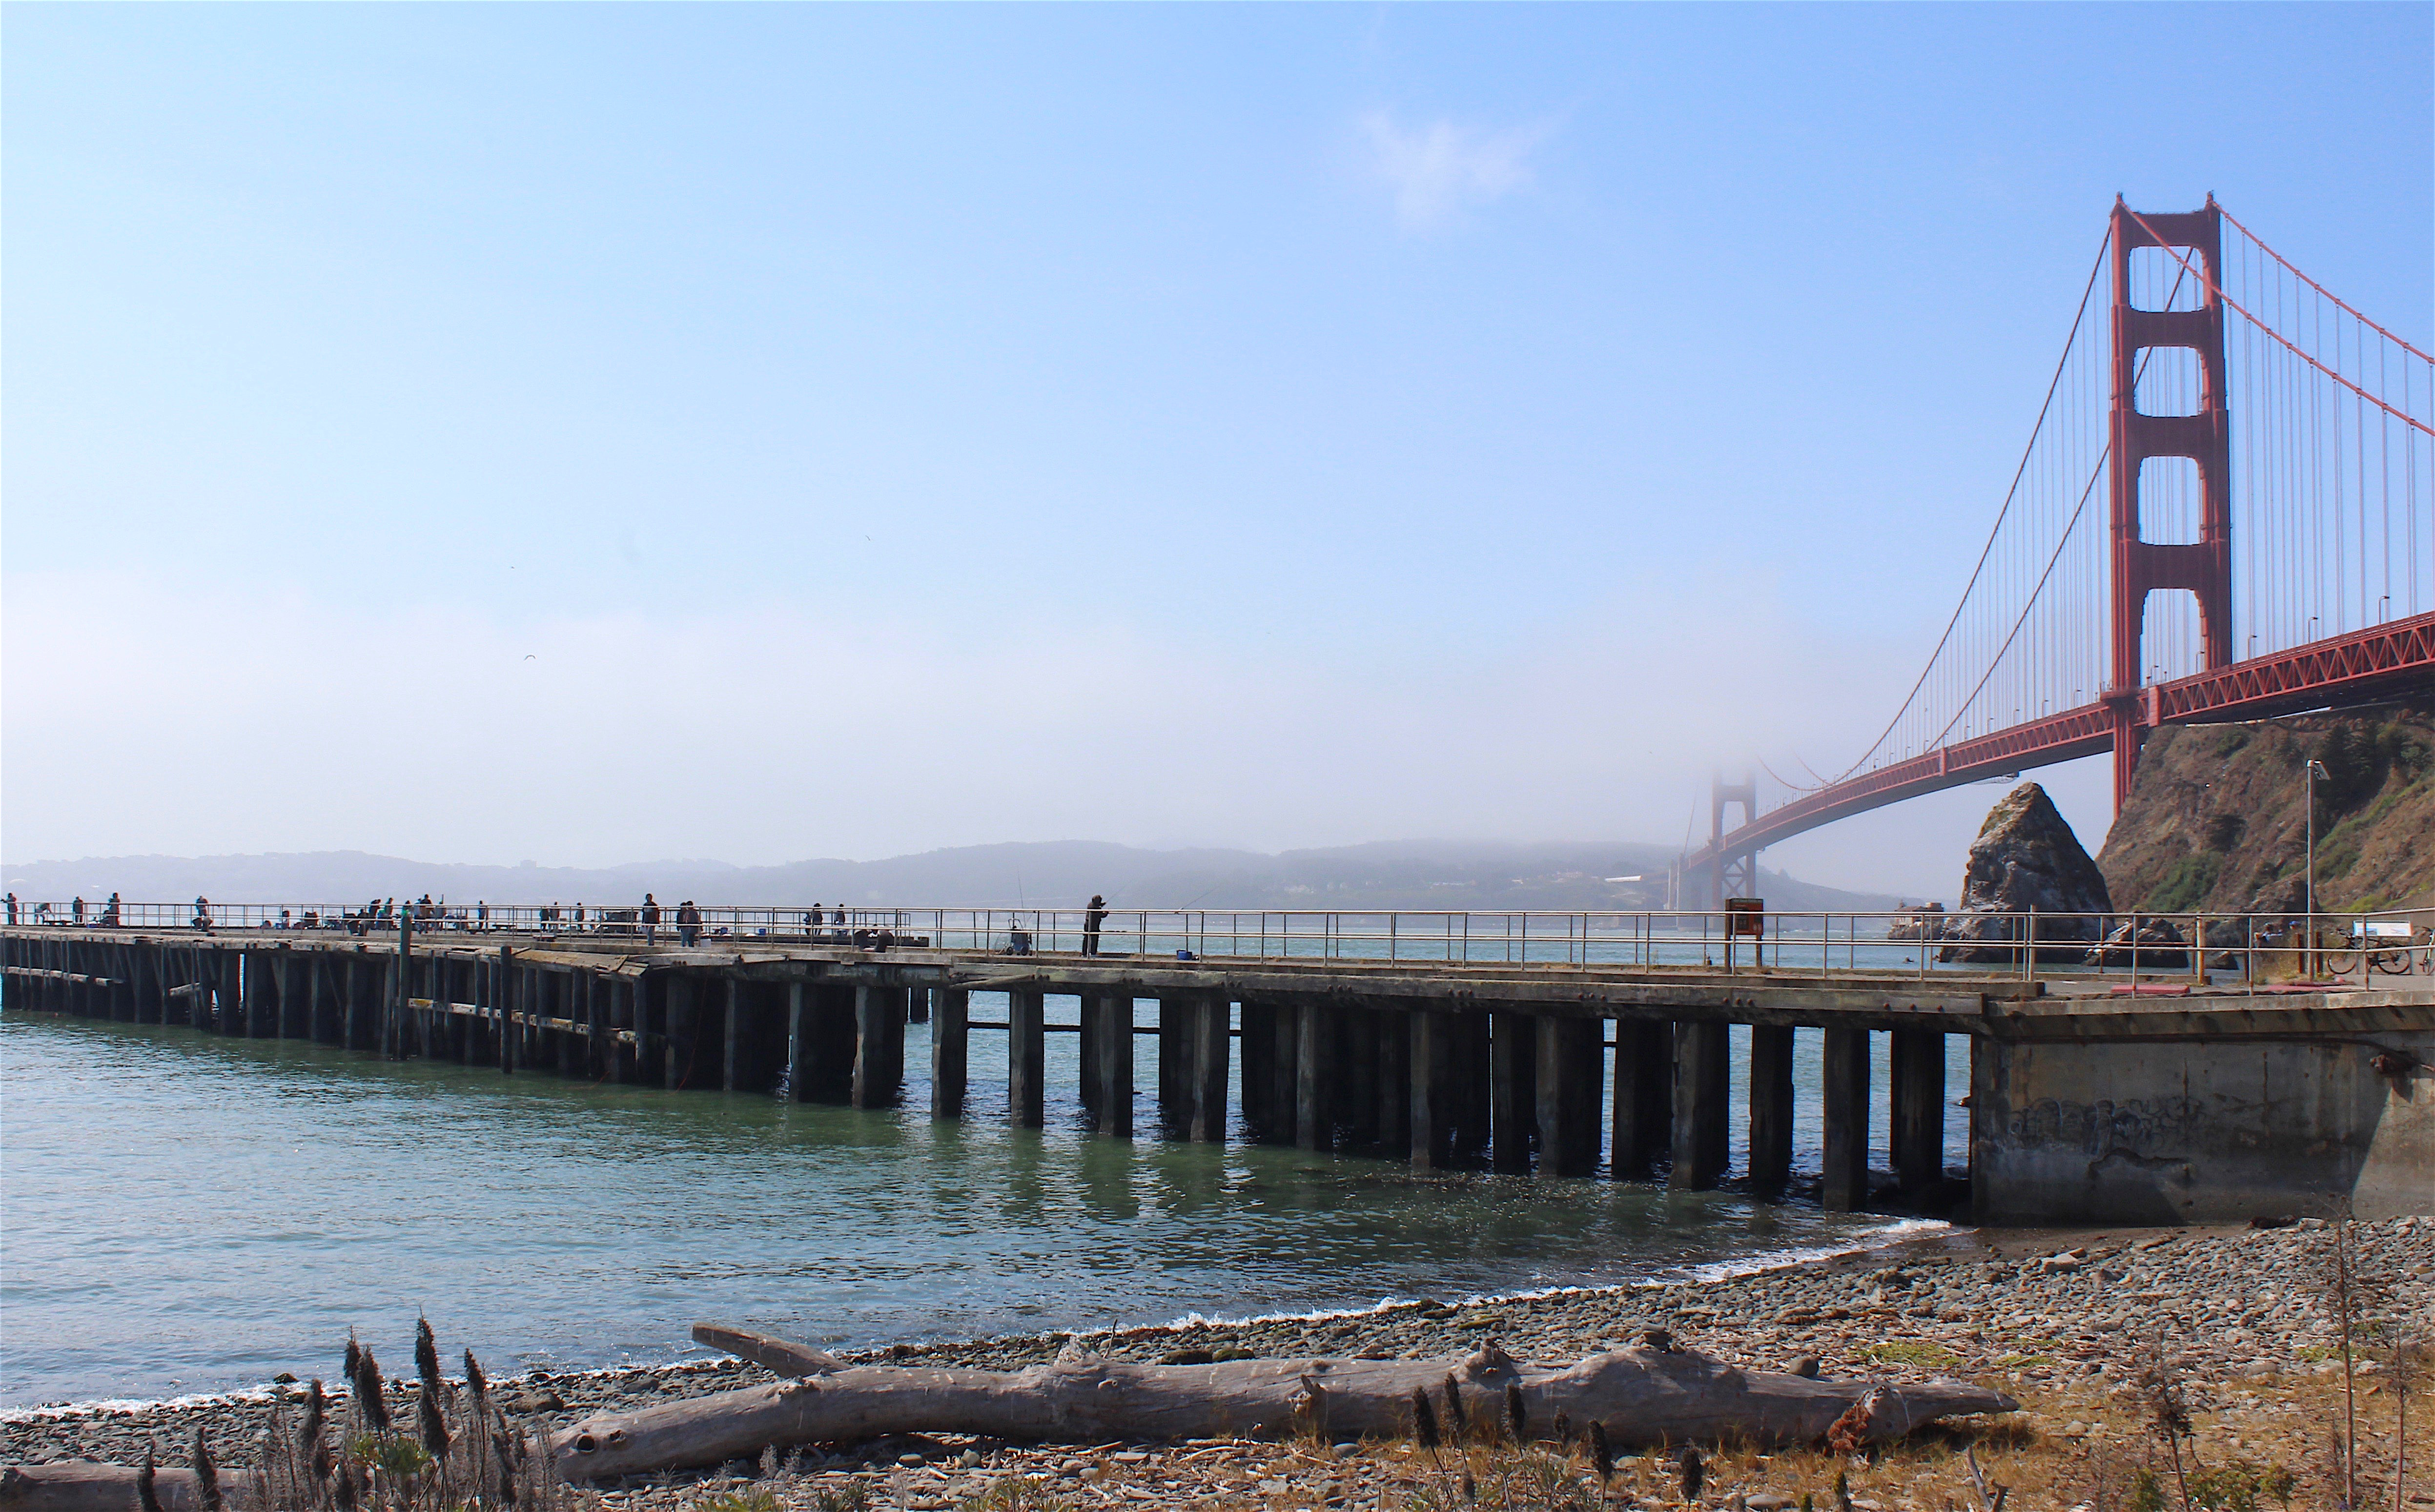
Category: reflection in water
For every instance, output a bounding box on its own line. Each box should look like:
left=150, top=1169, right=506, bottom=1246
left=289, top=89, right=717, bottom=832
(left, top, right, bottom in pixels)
left=0, top=1010, right=1938, bottom=1407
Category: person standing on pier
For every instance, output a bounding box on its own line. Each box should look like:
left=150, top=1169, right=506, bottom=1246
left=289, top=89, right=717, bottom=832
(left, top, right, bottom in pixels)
left=1083, top=895, right=1108, bottom=957
left=676, top=900, right=702, bottom=948
left=643, top=893, right=661, bottom=943
left=4, top=894, right=15, bottom=925
left=102, top=893, right=121, bottom=926
left=72, top=898, right=84, bottom=925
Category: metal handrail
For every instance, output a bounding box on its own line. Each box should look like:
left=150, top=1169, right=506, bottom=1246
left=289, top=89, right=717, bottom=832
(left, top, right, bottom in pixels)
left=4, top=899, right=2429, bottom=986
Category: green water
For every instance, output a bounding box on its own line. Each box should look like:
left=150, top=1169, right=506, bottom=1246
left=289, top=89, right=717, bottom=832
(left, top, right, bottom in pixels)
left=0, top=1005, right=1950, bottom=1407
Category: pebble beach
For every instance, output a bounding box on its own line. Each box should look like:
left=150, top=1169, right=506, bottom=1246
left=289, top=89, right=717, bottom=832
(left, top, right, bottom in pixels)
left=7, top=1217, right=2429, bottom=1509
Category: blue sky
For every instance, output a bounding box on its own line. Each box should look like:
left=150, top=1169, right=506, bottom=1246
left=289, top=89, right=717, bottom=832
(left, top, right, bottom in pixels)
left=5, top=3, right=2429, bottom=893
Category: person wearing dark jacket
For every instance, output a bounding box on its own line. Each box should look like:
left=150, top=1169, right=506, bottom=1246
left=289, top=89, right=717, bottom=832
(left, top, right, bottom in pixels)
left=1082, top=895, right=1108, bottom=957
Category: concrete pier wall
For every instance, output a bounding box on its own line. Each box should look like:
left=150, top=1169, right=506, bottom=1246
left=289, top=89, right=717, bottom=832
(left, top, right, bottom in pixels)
left=1972, top=1022, right=2435, bottom=1223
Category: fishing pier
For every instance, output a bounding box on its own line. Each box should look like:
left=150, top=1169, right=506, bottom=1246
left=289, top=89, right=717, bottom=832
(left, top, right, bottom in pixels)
left=5, top=904, right=2429, bottom=1224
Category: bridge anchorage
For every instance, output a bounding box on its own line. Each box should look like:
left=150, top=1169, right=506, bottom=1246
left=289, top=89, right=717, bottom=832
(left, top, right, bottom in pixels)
left=1688, top=197, right=2435, bottom=907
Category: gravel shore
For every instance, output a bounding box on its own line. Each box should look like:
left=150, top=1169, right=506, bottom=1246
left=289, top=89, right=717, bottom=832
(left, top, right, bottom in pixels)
left=7, top=1216, right=2429, bottom=1509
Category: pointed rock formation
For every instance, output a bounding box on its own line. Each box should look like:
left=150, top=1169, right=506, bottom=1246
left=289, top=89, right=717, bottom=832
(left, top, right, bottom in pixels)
left=1940, top=781, right=2112, bottom=963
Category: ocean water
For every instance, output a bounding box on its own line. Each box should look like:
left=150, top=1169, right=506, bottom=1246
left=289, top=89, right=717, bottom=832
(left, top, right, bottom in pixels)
left=0, top=1005, right=1963, bottom=1407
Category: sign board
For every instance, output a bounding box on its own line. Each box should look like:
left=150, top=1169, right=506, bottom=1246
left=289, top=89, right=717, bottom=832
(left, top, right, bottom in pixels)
left=1725, top=898, right=1766, bottom=939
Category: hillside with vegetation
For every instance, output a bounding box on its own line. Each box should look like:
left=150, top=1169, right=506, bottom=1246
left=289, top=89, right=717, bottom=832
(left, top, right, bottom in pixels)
left=2097, top=697, right=2435, bottom=915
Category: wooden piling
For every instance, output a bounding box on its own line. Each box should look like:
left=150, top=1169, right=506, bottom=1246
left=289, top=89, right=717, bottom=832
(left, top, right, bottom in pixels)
left=1237, top=1001, right=1276, bottom=1137
left=1095, top=992, right=1134, bottom=1137
left=1374, top=1010, right=1411, bottom=1160
left=1669, top=1020, right=1731, bottom=1190
left=931, top=987, right=969, bottom=1119
left=1294, top=1002, right=1332, bottom=1151
left=1007, top=988, right=1045, bottom=1127
left=495, top=951, right=516, bottom=1073
left=1187, top=996, right=1228, bottom=1143
left=1821, top=1025, right=1870, bottom=1211
left=852, top=985, right=904, bottom=1108
left=1535, top=1015, right=1603, bottom=1177
left=784, top=982, right=810, bottom=1101
left=1747, top=1024, right=1796, bottom=1195
left=723, top=977, right=744, bottom=1091
left=1456, top=1010, right=1493, bottom=1159
left=1156, top=1001, right=1188, bottom=1117
left=1272, top=1002, right=1303, bottom=1144
left=1409, top=1008, right=1455, bottom=1170
left=1491, top=1011, right=1537, bottom=1172
left=1891, top=1029, right=1944, bottom=1192
left=1612, top=1019, right=1673, bottom=1177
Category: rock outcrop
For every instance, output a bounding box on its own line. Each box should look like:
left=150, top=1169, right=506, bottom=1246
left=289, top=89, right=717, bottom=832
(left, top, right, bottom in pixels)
left=2084, top=916, right=2190, bottom=969
left=2097, top=701, right=2435, bottom=915
left=1885, top=901, right=1951, bottom=940
left=1940, top=782, right=2112, bottom=963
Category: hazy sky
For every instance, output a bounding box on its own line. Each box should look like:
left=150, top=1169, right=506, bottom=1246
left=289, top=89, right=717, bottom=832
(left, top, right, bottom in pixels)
left=5, top=4, right=2429, bottom=896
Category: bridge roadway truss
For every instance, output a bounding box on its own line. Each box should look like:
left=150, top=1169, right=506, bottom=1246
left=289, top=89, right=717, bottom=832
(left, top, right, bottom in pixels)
left=8, top=925, right=2429, bottom=1225
left=1697, top=610, right=2435, bottom=875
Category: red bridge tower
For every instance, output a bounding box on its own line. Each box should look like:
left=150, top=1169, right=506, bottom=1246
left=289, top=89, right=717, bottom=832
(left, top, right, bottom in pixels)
left=2107, top=197, right=2234, bottom=810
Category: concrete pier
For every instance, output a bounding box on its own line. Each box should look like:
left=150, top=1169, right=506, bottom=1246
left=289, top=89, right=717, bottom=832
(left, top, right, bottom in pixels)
left=4, top=923, right=2428, bottom=1222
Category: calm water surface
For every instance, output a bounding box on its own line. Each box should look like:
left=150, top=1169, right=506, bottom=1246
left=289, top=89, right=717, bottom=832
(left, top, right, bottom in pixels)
left=0, top=1007, right=1957, bottom=1407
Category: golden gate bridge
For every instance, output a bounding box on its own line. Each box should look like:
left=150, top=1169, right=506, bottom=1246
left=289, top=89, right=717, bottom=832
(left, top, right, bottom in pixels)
left=1687, top=197, right=2435, bottom=902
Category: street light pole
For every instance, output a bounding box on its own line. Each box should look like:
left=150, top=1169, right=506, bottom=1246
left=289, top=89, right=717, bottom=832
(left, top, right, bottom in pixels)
left=2305, top=758, right=2329, bottom=977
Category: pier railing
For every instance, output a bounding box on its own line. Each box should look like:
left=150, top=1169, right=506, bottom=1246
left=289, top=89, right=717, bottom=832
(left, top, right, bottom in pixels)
left=5, top=899, right=2430, bottom=986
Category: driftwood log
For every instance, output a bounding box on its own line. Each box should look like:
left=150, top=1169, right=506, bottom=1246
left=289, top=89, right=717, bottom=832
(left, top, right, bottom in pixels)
left=0, top=1462, right=259, bottom=1512
left=552, top=1326, right=2018, bottom=1480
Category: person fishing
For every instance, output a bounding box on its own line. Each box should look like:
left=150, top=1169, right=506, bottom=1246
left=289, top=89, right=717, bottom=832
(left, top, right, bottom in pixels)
left=1082, top=895, right=1108, bottom=957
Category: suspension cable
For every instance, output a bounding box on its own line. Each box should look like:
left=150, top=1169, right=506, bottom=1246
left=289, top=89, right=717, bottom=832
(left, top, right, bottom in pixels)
left=2123, top=206, right=2433, bottom=440
left=2215, top=201, right=2432, bottom=365
left=1816, top=228, right=2114, bottom=786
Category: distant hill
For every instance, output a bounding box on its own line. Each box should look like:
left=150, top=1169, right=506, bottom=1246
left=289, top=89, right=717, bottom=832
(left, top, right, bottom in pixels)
left=0, top=839, right=1905, bottom=915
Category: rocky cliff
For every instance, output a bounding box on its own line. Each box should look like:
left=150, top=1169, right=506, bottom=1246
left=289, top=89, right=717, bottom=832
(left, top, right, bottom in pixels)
left=2098, top=698, right=2435, bottom=915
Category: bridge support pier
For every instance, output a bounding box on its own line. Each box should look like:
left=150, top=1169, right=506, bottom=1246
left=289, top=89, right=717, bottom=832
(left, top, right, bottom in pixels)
left=1670, top=1021, right=1732, bottom=1190
left=1748, top=1024, right=1796, bottom=1196
left=1893, top=1029, right=1945, bottom=1192
left=1008, top=988, right=1045, bottom=1127
left=1613, top=1019, right=1673, bottom=1177
left=1821, top=1026, right=1870, bottom=1211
